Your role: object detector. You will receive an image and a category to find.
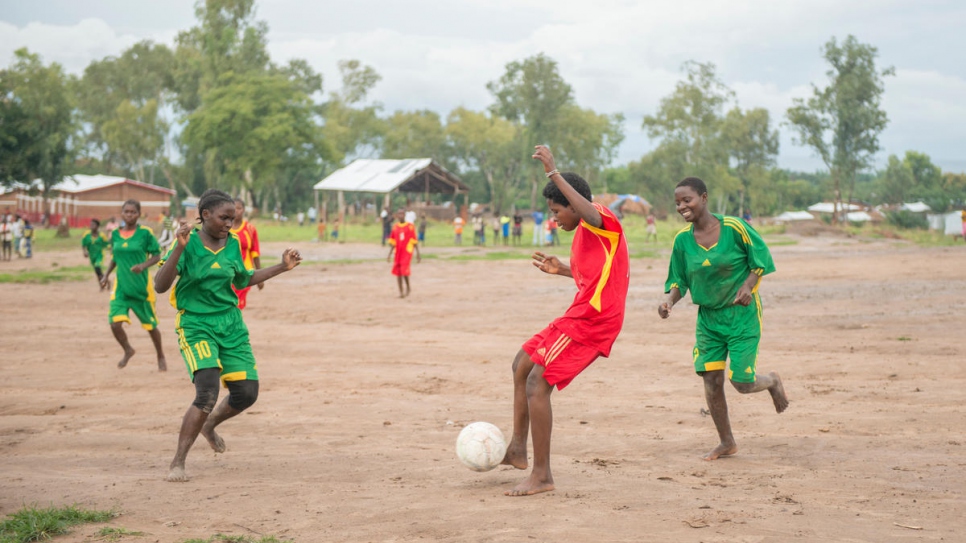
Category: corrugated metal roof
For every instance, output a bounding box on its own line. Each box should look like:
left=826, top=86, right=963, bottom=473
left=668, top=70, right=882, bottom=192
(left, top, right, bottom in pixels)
left=313, top=159, right=435, bottom=193
left=55, top=174, right=175, bottom=195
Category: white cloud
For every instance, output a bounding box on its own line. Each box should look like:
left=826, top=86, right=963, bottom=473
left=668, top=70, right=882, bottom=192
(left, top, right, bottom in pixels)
left=1, top=0, right=964, bottom=170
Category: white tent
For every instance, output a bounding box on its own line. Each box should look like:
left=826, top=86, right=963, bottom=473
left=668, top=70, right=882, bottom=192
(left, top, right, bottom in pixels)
left=927, top=211, right=963, bottom=236
left=900, top=201, right=931, bottom=213
left=807, top=202, right=862, bottom=213
left=845, top=211, right=873, bottom=222
left=774, top=210, right=816, bottom=222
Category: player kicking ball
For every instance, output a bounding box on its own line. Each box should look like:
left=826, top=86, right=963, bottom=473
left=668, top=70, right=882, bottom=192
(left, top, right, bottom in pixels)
left=155, top=189, right=302, bottom=482
left=501, top=145, right=630, bottom=496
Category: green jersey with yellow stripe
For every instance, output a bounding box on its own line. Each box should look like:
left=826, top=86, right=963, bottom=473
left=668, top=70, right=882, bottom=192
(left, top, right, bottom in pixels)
left=110, top=225, right=161, bottom=301
left=82, top=232, right=110, bottom=267
left=160, top=231, right=253, bottom=314
left=665, top=214, right=775, bottom=310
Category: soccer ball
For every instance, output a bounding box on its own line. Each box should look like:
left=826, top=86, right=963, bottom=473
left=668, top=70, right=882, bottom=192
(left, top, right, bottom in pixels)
left=456, top=422, right=507, bottom=472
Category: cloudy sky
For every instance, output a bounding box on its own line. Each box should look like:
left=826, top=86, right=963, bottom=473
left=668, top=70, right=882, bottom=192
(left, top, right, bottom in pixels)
left=2, top=0, right=964, bottom=172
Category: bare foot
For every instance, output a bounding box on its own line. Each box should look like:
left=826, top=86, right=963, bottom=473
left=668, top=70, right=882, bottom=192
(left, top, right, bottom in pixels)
left=500, top=441, right=528, bottom=470
left=201, top=425, right=226, bottom=453
left=703, top=441, right=738, bottom=461
left=157, top=358, right=167, bottom=372
left=166, top=466, right=189, bottom=482
left=505, top=474, right=554, bottom=497
left=768, top=372, right=789, bottom=413
left=117, top=348, right=135, bottom=368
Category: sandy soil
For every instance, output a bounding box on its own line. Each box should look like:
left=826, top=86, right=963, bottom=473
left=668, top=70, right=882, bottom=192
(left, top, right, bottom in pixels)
left=1, top=234, right=964, bottom=542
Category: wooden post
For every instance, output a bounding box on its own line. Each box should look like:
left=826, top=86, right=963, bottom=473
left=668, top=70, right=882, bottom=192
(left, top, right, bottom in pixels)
left=337, top=190, right=345, bottom=241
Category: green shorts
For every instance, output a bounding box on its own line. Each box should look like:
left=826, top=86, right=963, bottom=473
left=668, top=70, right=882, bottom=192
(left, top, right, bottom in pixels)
left=693, top=295, right=763, bottom=383
left=175, top=308, right=257, bottom=384
left=109, top=296, right=158, bottom=330
left=89, top=254, right=104, bottom=268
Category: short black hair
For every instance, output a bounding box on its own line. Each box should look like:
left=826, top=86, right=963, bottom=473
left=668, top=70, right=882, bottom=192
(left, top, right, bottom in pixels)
left=90, top=218, right=101, bottom=227
left=197, top=189, right=235, bottom=223
left=542, top=172, right=592, bottom=207
left=121, top=199, right=141, bottom=212
left=676, top=177, right=708, bottom=196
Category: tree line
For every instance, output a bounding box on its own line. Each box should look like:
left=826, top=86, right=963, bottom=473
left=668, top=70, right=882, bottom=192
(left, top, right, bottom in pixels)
left=2, top=0, right=964, bottom=220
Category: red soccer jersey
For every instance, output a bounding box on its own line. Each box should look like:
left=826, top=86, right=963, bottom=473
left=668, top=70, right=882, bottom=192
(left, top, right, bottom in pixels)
left=230, top=220, right=261, bottom=271
left=390, top=222, right=417, bottom=276
left=550, top=203, right=629, bottom=356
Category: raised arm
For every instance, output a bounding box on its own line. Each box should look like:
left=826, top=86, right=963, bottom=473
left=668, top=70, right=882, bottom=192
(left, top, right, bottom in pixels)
left=154, top=221, right=192, bottom=293
left=532, top=145, right=602, bottom=229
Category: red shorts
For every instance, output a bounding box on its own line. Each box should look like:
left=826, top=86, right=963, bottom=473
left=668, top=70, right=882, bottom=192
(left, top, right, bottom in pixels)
left=392, top=253, right=412, bottom=276
left=522, top=325, right=602, bottom=390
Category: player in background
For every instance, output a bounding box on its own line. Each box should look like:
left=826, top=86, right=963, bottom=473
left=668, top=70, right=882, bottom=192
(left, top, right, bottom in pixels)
left=387, top=209, right=421, bottom=298
left=229, top=198, right=263, bottom=309
left=659, top=177, right=788, bottom=460
left=155, top=189, right=302, bottom=482
left=501, top=145, right=630, bottom=496
left=82, top=219, right=111, bottom=289
left=100, top=200, right=167, bottom=371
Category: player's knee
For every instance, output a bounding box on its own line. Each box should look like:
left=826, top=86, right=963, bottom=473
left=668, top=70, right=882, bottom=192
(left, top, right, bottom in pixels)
left=730, top=380, right=755, bottom=394
left=525, top=373, right=550, bottom=399
left=226, top=380, right=258, bottom=412
left=191, top=368, right=220, bottom=413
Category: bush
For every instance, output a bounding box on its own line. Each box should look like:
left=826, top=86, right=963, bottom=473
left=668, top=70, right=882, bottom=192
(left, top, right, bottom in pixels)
left=885, top=210, right=928, bottom=229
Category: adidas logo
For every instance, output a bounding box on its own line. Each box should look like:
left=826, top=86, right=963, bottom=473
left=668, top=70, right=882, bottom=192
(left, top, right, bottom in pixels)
left=702, top=259, right=711, bottom=267
left=536, top=347, right=546, bottom=356
left=211, top=262, right=221, bottom=269
left=122, top=242, right=128, bottom=248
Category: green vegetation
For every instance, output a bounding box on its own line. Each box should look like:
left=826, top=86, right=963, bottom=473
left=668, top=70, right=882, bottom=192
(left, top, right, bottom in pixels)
left=0, top=265, right=90, bottom=284
left=0, top=505, right=115, bottom=543
left=96, top=526, right=145, bottom=542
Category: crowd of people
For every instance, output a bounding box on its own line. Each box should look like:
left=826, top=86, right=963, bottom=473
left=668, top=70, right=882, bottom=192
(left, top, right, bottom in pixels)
left=0, top=212, right=34, bottom=260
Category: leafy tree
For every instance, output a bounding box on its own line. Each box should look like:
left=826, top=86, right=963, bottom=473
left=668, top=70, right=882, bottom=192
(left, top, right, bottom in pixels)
left=180, top=72, right=327, bottom=209
left=320, top=60, right=384, bottom=166
left=446, top=107, right=524, bottom=214
left=487, top=54, right=574, bottom=208
left=76, top=40, right=175, bottom=184
left=722, top=107, right=779, bottom=217
left=0, top=48, right=76, bottom=204
left=786, top=35, right=893, bottom=222
left=381, top=110, right=451, bottom=168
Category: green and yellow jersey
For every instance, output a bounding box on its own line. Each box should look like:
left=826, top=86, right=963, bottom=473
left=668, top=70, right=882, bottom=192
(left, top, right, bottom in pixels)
left=160, top=231, right=253, bottom=314
left=665, top=214, right=775, bottom=310
left=82, top=232, right=110, bottom=267
left=110, top=225, right=160, bottom=302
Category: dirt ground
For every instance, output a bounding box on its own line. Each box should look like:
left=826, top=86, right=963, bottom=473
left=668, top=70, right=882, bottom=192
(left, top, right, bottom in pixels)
left=1, top=234, right=964, bottom=543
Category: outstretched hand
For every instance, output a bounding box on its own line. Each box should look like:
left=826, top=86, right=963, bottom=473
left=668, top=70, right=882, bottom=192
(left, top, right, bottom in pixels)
left=532, top=145, right=556, bottom=174
left=282, top=248, right=302, bottom=270
left=532, top=251, right=563, bottom=275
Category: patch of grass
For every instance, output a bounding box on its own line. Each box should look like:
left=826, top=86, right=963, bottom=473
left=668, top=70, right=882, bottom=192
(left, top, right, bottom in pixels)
left=0, top=505, right=115, bottom=543
left=180, top=535, right=284, bottom=543
left=897, top=336, right=912, bottom=341
left=96, top=526, right=145, bottom=542
left=0, top=265, right=91, bottom=284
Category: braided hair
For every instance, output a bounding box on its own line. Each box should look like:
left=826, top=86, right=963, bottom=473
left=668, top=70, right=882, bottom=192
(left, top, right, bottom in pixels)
left=196, top=189, right=235, bottom=224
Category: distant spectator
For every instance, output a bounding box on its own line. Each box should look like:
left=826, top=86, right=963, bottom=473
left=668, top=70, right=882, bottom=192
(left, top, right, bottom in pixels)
left=453, top=215, right=464, bottom=245
left=307, top=206, right=317, bottom=223
left=512, top=212, right=523, bottom=246
left=297, top=211, right=305, bottom=227
left=531, top=210, right=544, bottom=246
left=500, top=214, right=511, bottom=246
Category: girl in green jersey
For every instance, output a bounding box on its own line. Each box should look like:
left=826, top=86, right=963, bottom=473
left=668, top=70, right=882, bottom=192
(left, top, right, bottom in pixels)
left=155, top=189, right=302, bottom=482
left=659, top=177, right=789, bottom=461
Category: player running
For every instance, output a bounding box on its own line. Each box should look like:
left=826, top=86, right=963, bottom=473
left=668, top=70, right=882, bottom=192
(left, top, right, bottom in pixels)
left=100, top=200, right=167, bottom=371
left=659, top=177, right=788, bottom=460
left=82, top=219, right=111, bottom=290
left=501, top=145, right=630, bottom=496
left=155, top=189, right=302, bottom=482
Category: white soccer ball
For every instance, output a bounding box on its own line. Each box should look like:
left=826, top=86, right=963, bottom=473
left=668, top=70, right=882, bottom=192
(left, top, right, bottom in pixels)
left=456, top=421, right=507, bottom=472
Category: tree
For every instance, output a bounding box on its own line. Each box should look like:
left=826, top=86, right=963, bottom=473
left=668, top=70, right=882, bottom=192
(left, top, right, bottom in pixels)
left=786, top=35, right=893, bottom=223
left=640, top=61, right=740, bottom=213
left=180, top=72, right=327, bottom=209
left=381, top=110, right=450, bottom=168
left=722, top=107, right=779, bottom=217
left=446, top=107, right=524, bottom=214
left=0, top=49, right=76, bottom=205
left=75, top=41, right=177, bottom=185
left=487, top=54, right=574, bottom=208
left=320, top=60, right=384, bottom=166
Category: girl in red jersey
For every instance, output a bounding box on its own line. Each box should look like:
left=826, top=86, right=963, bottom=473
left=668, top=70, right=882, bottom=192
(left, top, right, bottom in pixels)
left=229, top=198, right=263, bottom=309
left=500, top=145, right=630, bottom=497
